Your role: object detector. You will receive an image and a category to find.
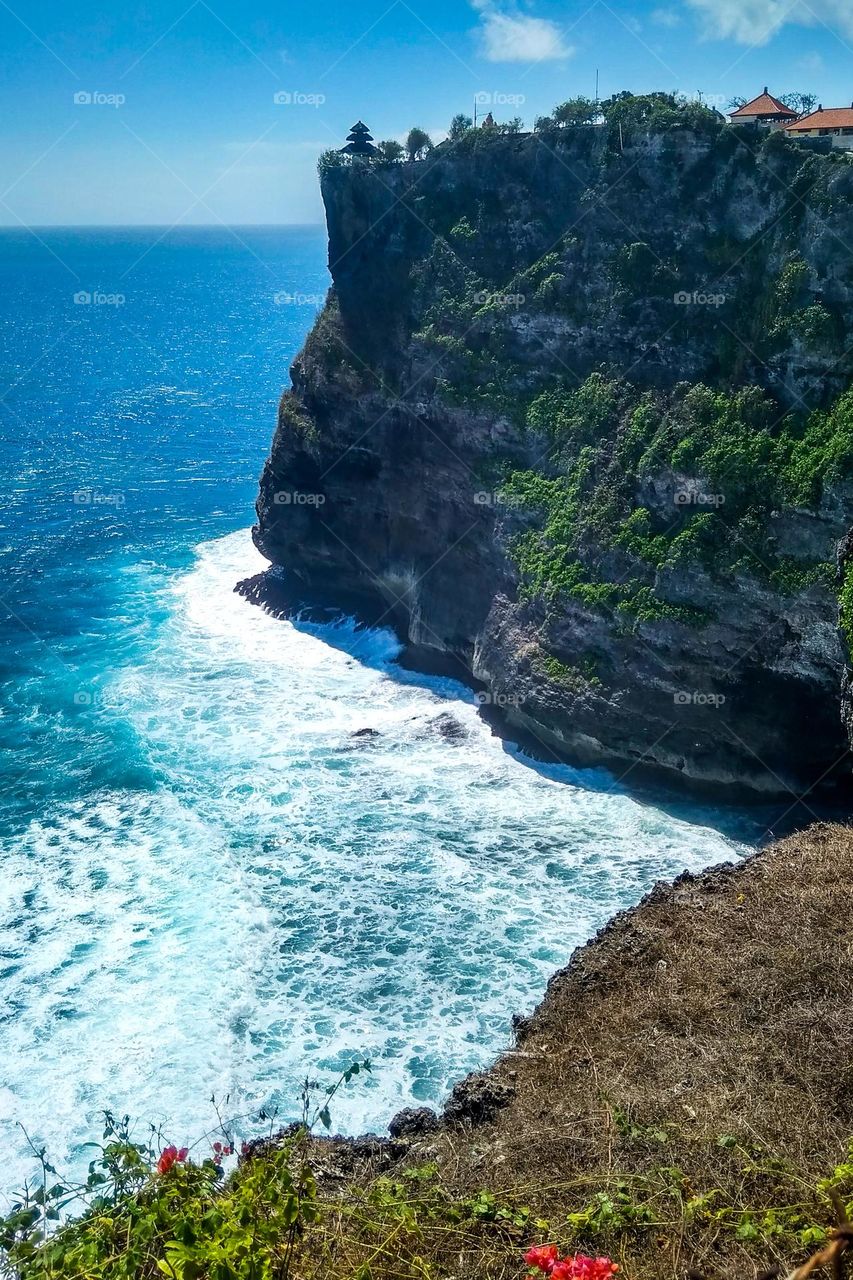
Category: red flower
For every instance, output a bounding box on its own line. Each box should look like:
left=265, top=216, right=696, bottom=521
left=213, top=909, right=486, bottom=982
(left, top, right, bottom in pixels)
left=157, top=1145, right=188, bottom=1175
left=525, top=1244, right=559, bottom=1274
left=526, top=1250, right=617, bottom=1280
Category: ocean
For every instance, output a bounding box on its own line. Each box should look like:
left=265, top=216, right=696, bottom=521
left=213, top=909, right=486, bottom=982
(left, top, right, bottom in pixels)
left=0, top=225, right=747, bottom=1194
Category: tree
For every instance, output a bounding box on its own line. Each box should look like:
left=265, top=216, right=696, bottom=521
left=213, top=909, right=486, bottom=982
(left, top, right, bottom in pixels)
left=376, top=138, right=405, bottom=162
left=448, top=113, right=473, bottom=141
left=551, top=96, right=598, bottom=127
left=317, top=148, right=348, bottom=176
left=781, top=92, right=817, bottom=117
left=728, top=96, right=747, bottom=111
left=406, top=127, right=433, bottom=161
left=601, top=91, right=722, bottom=137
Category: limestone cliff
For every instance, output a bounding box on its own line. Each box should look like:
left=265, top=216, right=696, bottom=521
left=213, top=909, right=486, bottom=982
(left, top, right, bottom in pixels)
left=251, top=118, right=853, bottom=797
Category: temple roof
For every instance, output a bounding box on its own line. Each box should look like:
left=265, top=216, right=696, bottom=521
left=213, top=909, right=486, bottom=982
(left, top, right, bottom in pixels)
left=341, top=120, right=377, bottom=155
left=729, top=90, right=797, bottom=120
left=786, top=106, right=853, bottom=131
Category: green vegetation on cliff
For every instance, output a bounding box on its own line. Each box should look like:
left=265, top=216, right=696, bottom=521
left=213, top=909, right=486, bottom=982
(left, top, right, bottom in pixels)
left=498, top=375, right=852, bottom=621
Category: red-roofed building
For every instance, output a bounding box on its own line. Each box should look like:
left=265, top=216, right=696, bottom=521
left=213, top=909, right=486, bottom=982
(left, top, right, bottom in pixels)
left=728, top=88, right=798, bottom=129
left=785, top=104, right=853, bottom=150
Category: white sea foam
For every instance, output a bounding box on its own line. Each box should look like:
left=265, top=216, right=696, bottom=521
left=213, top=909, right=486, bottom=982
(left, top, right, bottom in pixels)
left=0, top=529, right=746, bottom=1198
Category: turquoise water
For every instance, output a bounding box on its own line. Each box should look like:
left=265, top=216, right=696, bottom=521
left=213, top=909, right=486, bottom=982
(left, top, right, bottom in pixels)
left=0, top=226, right=747, bottom=1193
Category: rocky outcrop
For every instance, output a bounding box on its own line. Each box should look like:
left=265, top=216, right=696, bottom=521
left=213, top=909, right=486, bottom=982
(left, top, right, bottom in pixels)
left=252, top=124, right=853, bottom=798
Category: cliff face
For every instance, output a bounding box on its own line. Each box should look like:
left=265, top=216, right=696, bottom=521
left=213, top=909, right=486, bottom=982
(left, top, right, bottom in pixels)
left=253, top=124, right=853, bottom=797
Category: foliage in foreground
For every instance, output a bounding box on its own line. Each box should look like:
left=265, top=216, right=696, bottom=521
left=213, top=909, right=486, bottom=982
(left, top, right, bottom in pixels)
left=4, top=1089, right=853, bottom=1280
left=0, top=1064, right=371, bottom=1280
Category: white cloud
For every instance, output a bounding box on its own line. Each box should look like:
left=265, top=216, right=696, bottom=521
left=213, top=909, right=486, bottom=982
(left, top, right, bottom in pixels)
left=686, top=0, right=853, bottom=45
left=651, top=7, right=681, bottom=26
left=471, top=0, right=573, bottom=62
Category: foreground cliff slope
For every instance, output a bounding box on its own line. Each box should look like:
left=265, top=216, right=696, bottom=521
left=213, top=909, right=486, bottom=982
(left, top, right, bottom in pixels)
left=11, top=825, right=853, bottom=1280
left=253, top=107, right=853, bottom=796
left=320, top=821, right=853, bottom=1280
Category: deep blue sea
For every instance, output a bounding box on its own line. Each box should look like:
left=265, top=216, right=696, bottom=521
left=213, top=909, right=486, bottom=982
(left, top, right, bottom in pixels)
left=0, top=226, right=748, bottom=1193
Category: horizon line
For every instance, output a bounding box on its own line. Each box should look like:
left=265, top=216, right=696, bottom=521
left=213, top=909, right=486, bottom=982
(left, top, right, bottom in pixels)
left=0, top=222, right=326, bottom=231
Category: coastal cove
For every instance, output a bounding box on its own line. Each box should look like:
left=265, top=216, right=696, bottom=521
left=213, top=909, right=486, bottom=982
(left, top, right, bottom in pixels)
left=0, top=225, right=754, bottom=1199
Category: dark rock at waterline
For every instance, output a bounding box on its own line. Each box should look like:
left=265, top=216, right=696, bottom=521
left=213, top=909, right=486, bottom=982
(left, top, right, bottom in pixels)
left=511, top=1012, right=533, bottom=1043
left=435, top=714, right=467, bottom=741
left=351, top=727, right=381, bottom=740
left=443, top=1073, right=515, bottom=1127
left=416, top=712, right=468, bottom=743
left=234, top=571, right=294, bottom=619
left=388, top=1106, right=441, bottom=1139
left=309, top=1134, right=407, bottom=1180
left=240, top=1128, right=406, bottom=1181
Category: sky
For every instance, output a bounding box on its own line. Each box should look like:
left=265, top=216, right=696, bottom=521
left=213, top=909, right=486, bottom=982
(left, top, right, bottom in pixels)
left=1, top=0, right=852, bottom=225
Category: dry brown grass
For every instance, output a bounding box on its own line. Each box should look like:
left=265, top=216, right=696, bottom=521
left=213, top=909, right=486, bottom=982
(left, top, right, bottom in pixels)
left=298, top=822, right=853, bottom=1280
left=452, top=819, right=853, bottom=1157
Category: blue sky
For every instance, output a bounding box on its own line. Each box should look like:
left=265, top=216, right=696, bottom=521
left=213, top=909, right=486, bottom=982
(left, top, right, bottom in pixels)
left=1, top=0, right=851, bottom=225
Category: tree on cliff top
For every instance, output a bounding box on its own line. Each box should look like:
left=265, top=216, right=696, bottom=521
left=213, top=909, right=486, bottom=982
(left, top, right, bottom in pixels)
left=537, top=97, right=596, bottom=129
left=377, top=138, right=405, bottom=162
left=601, top=91, right=723, bottom=136
left=406, top=127, right=433, bottom=160
left=781, top=91, right=818, bottom=116
left=448, top=113, right=473, bottom=141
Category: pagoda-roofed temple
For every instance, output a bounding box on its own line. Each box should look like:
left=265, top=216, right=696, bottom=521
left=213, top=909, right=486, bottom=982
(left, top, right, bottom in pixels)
left=340, top=121, right=377, bottom=156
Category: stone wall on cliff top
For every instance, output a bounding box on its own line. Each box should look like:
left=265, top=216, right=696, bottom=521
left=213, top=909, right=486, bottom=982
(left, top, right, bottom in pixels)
left=252, top=124, right=853, bottom=798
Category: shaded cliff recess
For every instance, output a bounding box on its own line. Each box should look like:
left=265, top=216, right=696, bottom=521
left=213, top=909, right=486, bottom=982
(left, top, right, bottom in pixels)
left=253, top=107, right=853, bottom=798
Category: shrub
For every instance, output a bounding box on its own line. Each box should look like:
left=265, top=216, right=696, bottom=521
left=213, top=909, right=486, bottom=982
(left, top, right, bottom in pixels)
left=0, top=1064, right=371, bottom=1280
left=317, top=148, right=349, bottom=176
left=527, top=375, right=623, bottom=449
